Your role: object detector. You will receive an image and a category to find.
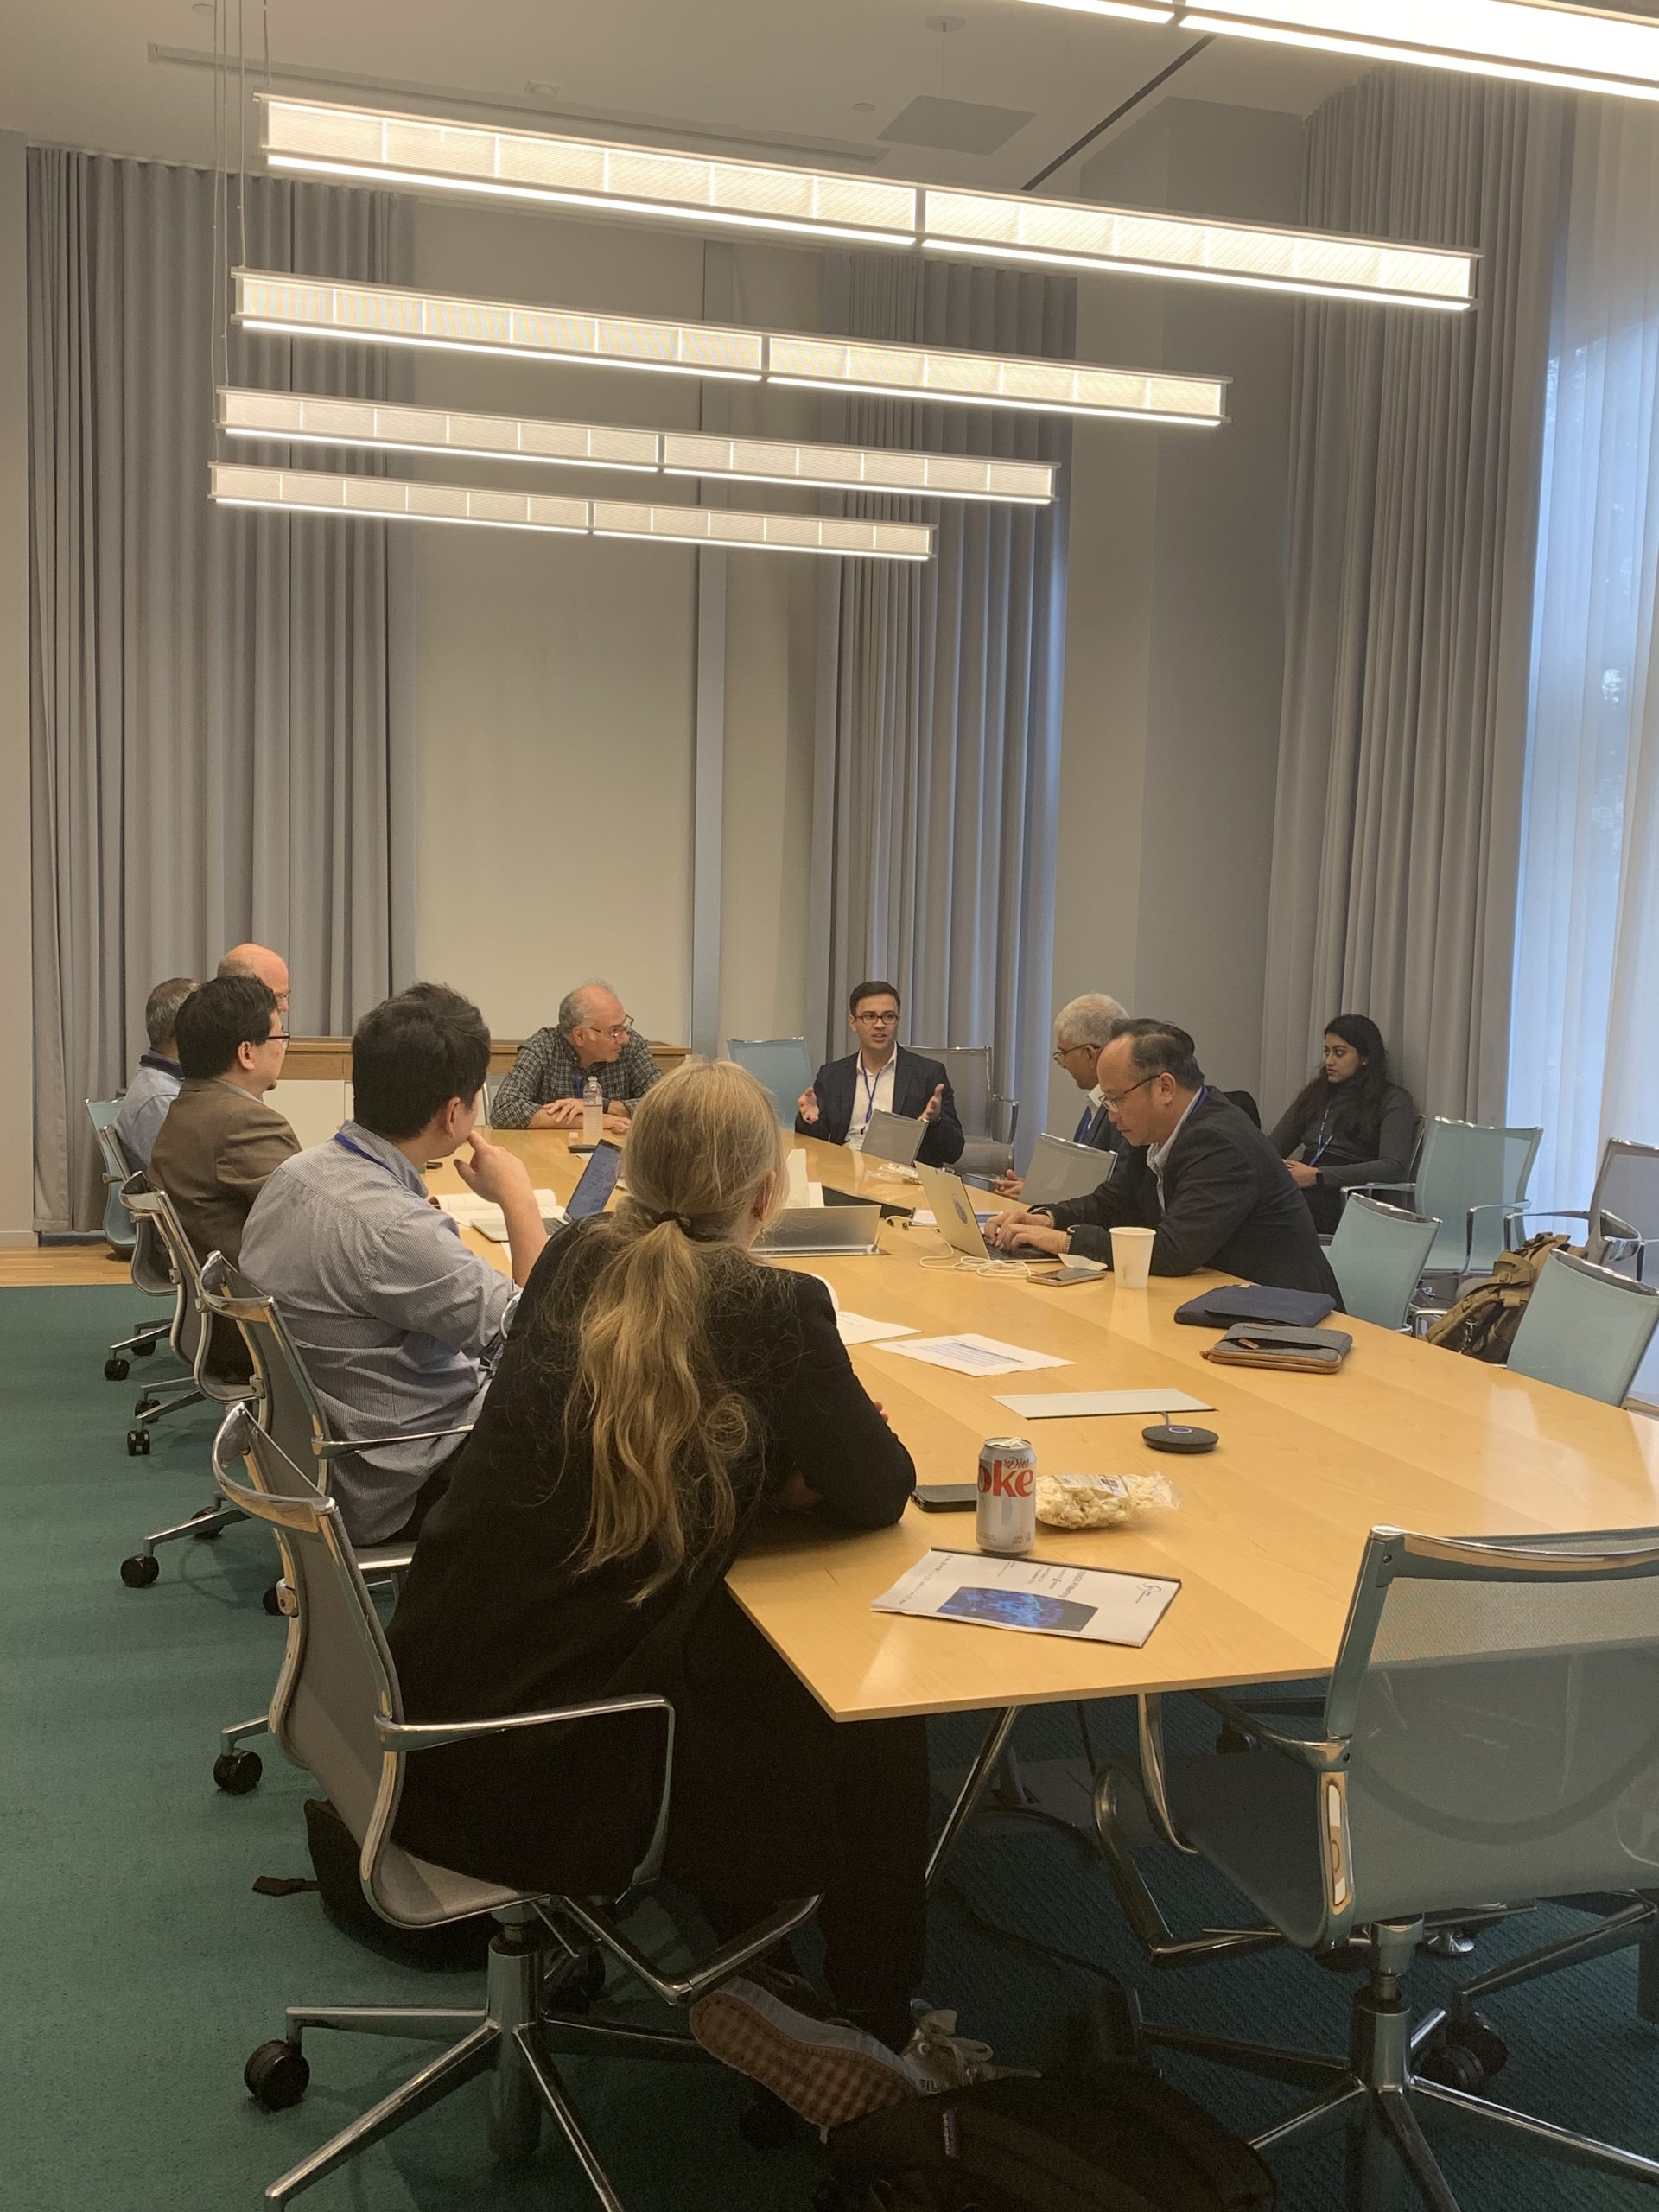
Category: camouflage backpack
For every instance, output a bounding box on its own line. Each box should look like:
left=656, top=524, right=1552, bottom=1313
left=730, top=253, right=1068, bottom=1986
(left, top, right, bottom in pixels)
left=1424, top=1233, right=1573, bottom=1363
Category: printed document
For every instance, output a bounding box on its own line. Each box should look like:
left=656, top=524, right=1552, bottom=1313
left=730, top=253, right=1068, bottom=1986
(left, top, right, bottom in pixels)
left=874, top=1549, right=1179, bottom=1648
left=875, top=1333, right=1070, bottom=1377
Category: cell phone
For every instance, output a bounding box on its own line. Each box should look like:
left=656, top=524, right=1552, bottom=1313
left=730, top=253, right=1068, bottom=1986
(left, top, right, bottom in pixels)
left=914, top=1484, right=979, bottom=1511
left=1035, top=1264, right=1109, bottom=1287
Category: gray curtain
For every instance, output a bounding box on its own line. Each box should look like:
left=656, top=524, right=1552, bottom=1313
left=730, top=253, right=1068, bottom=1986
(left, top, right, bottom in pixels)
left=808, top=255, right=1073, bottom=1158
left=1259, top=75, right=1566, bottom=1127
left=28, top=149, right=413, bottom=1230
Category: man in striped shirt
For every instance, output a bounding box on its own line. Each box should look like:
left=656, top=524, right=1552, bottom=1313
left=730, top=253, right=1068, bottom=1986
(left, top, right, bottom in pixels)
left=489, top=981, right=662, bottom=1132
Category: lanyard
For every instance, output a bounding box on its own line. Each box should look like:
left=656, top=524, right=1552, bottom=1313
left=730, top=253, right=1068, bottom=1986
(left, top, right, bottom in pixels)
left=333, top=1129, right=412, bottom=1186
left=1307, top=1104, right=1336, bottom=1167
left=857, top=1059, right=889, bottom=1128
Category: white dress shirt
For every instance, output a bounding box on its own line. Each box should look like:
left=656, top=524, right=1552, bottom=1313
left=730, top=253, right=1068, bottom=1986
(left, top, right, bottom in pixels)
left=1146, top=1086, right=1207, bottom=1207
left=844, top=1053, right=898, bottom=1151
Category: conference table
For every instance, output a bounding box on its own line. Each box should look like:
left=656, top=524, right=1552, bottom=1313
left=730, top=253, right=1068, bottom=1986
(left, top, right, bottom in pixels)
left=433, top=1128, right=1659, bottom=1761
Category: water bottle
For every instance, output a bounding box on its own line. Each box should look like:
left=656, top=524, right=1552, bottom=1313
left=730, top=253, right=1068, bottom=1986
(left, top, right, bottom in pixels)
left=582, top=1074, right=604, bottom=1147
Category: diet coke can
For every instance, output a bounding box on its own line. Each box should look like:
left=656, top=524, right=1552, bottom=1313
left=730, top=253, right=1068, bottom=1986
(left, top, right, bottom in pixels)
left=976, top=1437, right=1037, bottom=1557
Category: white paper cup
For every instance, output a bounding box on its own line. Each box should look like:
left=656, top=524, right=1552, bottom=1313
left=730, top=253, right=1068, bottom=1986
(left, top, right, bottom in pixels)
left=1110, top=1225, right=1156, bottom=1290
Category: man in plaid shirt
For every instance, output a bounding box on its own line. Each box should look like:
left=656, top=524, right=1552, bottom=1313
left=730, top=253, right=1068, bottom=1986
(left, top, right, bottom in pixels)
left=489, top=982, right=663, bottom=1131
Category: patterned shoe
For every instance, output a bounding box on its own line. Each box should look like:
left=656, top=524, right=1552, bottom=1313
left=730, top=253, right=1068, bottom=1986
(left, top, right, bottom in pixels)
left=900, top=2005, right=1002, bottom=2094
left=690, top=1976, right=920, bottom=2129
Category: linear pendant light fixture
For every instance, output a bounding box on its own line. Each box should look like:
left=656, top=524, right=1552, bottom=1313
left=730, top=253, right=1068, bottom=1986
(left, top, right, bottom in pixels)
left=259, top=96, right=1475, bottom=313
left=218, top=388, right=1060, bottom=504
left=1018, top=0, right=1659, bottom=104
left=232, top=271, right=1230, bottom=426
left=209, top=462, right=937, bottom=560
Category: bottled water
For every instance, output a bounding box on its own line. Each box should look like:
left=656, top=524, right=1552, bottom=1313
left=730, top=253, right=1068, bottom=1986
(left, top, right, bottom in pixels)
left=582, top=1074, right=603, bottom=1147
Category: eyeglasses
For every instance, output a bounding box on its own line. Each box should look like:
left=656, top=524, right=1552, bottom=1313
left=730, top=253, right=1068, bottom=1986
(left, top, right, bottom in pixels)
left=271, top=1029, right=291, bottom=1045
left=1052, top=1040, right=1093, bottom=1065
left=583, top=1018, right=632, bottom=1040
left=1100, top=1075, right=1157, bottom=1114
left=852, top=1010, right=899, bottom=1025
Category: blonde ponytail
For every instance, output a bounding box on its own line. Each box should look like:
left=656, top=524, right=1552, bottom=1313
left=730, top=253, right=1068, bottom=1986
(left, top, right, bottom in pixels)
left=556, top=1059, right=785, bottom=1598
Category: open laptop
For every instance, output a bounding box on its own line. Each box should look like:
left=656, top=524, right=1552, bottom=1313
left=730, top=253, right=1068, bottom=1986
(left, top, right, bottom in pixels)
left=860, top=1108, right=925, bottom=1168
left=565, top=1137, right=625, bottom=1222
left=917, top=1164, right=1051, bottom=1267
left=757, top=1203, right=884, bottom=1258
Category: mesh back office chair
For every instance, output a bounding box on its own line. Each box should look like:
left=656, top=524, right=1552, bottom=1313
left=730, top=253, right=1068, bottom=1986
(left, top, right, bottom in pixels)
left=727, top=1038, right=814, bottom=1126
left=1358, top=1115, right=1542, bottom=1290
left=1326, top=1195, right=1441, bottom=1332
left=92, top=1114, right=180, bottom=1378
left=214, top=1424, right=817, bottom=2210
left=480, top=1071, right=502, bottom=1126
left=1504, top=1249, right=1659, bottom=1407
left=911, top=1044, right=1017, bottom=1180
left=1094, top=1525, right=1659, bottom=2209
left=1514, top=1137, right=1659, bottom=1406
left=86, top=1098, right=137, bottom=1258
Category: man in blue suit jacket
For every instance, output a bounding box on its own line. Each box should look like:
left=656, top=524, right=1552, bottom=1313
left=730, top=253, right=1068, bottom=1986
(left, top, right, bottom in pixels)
left=795, top=979, right=964, bottom=1168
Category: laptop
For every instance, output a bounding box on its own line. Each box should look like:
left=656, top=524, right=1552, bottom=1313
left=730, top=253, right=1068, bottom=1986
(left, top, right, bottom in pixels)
left=757, top=1204, right=884, bottom=1257
left=1021, top=1132, right=1116, bottom=1210
left=917, top=1164, right=1047, bottom=1267
left=565, top=1138, right=625, bottom=1222
left=860, top=1108, right=926, bottom=1168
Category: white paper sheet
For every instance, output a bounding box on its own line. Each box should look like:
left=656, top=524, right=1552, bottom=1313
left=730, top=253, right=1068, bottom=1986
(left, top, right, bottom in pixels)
left=836, top=1312, right=918, bottom=1347
left=874, top=1548, right=1179, bottom=1648
left=436, top=1189, right=563, bottom=1238
left=908, top=1205, right=996, bottom=1228
left=874, top=1333, right=1070, bottom=1377
left=993, top=1389, right=1213, bottom=1420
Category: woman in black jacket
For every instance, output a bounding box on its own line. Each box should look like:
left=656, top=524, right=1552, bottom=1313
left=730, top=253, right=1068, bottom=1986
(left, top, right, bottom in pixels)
left=1270, top=1014, right=1417, bottom=1234
left=387, top=1057, right=954, bottom=2121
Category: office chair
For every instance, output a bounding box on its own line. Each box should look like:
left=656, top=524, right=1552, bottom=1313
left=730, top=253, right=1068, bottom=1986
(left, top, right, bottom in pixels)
left=1355, top=1115, right=1542, bottom=1307
left=89, top=1107, right=172, bottom=1374
left=1510, top=1136, right=1659, bottom=1406
left=196, top=1255, right=451, bottom=1790
left=1093, top=1525, right=1659, bottom=2210
left=910, top=1044, right=1017, bottom=1180
left=213, top=1427, right=818, bottom=2210
left=726, top=1038, right=814, bottom=1126
left=1326, top=1195, right=1441, bottom=1332
left=1504, top=1249, right=1659, bottom=1407
left=86, top=1097, right=137, bottom=1259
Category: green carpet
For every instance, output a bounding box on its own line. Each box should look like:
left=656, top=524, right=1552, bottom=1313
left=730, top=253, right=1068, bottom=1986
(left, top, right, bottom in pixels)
left=7, top=1284, right=1657, bottom=2210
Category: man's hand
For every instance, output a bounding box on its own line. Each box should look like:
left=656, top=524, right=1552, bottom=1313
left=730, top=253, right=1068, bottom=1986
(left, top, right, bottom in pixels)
left=993, top=1170, right=1024, bottom=1198
left=1001, top=1222, right=1071, bottom=1256
left=456, top=1131, right=537, bottom=1210
left=922, top=1081, right=944, bottom=1124
left=775, top=1471, right=824, bottom=1513
left=602, top=1109, right=631, bottom=1137
left=983, top=1205, right=1066, bottom=1255
left=1287, top=1160, right=1320, bottom=1188
left=797, top=1087, right=821, bottom=1127
left=533, top=1098, right=585, bottom=1131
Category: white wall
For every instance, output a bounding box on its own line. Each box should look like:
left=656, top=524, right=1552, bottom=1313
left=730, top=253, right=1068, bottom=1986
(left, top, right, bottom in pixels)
left=0, top=134, right=32, bottom=1243
left=408, top=203, right=820, bottom=1051
left=1048, top=99, right=1304, bottom=1136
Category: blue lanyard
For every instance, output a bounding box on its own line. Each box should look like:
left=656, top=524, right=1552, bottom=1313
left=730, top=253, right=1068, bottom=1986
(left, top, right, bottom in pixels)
left=333, top=1129, right=410, bottom=1185
left=1307, top=1104, right=1335, bottom=1167
left=857, top=1061, right=887, bottom=1128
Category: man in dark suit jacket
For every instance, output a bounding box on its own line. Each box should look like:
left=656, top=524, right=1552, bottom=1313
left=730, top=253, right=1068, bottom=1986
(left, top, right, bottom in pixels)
left=988, top=1017, right=1339, bottom=1300
left=150, top=974, right=300, bottom=1371
left=794, top=978, right=964, bottom=1169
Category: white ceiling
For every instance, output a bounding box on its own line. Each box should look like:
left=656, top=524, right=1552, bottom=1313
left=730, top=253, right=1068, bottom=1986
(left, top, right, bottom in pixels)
left=0, top=0, right=1363, bottom=193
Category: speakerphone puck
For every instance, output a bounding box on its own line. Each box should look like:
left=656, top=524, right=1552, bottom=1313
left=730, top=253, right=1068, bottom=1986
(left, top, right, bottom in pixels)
left=1141, top=1422, right=1218, bottom=1454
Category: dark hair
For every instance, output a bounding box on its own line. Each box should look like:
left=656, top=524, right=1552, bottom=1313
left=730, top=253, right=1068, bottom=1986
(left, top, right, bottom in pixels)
left=351, top=983, right=491, bottom=1140
left=144, top=976, right=197, bottom=1052
left=1108, top=1016, right=1204, bottom=1090
left=175, top=976, right=279, bottom=1079
left=849, top=979, right=901, bottom=1015
left=1284, top=1014, right=1391, bottom=1145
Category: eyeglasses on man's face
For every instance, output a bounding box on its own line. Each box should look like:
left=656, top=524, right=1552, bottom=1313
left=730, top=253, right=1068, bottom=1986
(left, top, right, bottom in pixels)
left=852, top=1009, right=899, bottom=1027
left=1100, top=1074, right=1159, bottom=1114
left=583, top=1017, right=632, bottom=1040
left=1052, top=1039, right=1095, bottom=1066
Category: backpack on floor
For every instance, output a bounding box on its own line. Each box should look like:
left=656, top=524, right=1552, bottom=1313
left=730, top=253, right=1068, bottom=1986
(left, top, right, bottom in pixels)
left=1423, top=1232, right=1572, bottom=1363
left=818, top=2065, right=1275, bottom=2212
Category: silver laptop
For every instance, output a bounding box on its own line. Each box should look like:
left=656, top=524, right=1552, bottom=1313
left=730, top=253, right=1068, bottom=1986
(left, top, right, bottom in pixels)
left=861, top=1108, right=925, bottom=1167
left=1022, top=1132, right=1115, bottom=1209
left=916, top=1165, right=1040, bottom=1266
left=757, top=1203, right=884, bottom=1257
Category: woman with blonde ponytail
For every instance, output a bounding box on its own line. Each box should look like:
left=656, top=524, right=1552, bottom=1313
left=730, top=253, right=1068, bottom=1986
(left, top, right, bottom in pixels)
left=390, top=1059, right=976, bottom=2125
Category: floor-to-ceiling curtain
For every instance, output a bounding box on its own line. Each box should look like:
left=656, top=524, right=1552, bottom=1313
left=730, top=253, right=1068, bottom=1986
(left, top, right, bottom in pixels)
left=808, top=256, right=1072, bottom=1155
left=28, top=150, right=412, bottom=1231
left=1260, top=74, right=1565, bottom=1127
left=1509, top=103, right=1659, bottom=1213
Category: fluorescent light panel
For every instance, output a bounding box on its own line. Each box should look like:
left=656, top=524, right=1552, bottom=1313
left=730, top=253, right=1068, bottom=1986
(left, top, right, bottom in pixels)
left=1019, top=0, right=1659, bottom=103
left=258, top=96, right=1475, bottom=313
left=209, top=463, right=934, bottom=561
left=262, top=96, right=919, bottom=246
left=218, top=388, right=1058, bottom=503
left=233, top=271, right=1228, bottom=425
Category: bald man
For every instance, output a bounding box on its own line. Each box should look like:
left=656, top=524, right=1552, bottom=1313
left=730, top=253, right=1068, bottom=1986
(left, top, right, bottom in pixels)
left=219, top=943, right=289, bottom=1014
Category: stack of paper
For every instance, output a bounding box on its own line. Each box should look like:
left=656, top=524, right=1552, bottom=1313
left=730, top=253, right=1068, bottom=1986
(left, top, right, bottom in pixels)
left=436, top=1189, right=564, bottom=1242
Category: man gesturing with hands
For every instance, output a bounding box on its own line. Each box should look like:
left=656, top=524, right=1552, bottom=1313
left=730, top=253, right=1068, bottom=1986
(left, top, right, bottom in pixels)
left=795, top=980, right=963, bottom=1168
left=242, top=984, right=550, bottom=1548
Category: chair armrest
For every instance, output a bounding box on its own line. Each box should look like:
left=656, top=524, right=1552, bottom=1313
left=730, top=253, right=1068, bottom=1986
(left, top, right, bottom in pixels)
left=990, top=1094, right=1019, bottom=1145
left=1348, top=1179, right=1415, bottom=1202
left=1465, top=1198, right=1531, bottom=1266
left=1135, top=1694, right=1198, bottom=1852
left=1509, top=1209, right=1590, bottom=1231
left=551, top=1892, right=822, bottom=2010
left=316, top=1425, right=474, bottom=1460
left=1192, top=1689, right=1347, bottom=1771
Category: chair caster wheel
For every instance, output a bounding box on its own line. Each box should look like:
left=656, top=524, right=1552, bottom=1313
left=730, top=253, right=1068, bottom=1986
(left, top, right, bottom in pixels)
left=1419, top=2014, right=1508, bottom=2092
left=120, top=1553, right=160, bottom=1588
left=105, top=1356, right=130, bottom=1381
left=134, top=1395, right=161, bottom=1416
left=189, top=1509, right=223, bottom=1541
left=126, top=1427, right=151, bottom=1456
left=214, top=1750, right=263, bottom=1794
left=1214, top=1723, right=1256, bottom=1755
left=262, top=1582, right=285, bottom=1617
left=245, top=2039, right=308, bottom=2111
left=132, top=1336, right=156, bottom=1357
left=739, top=2083, right=801, bottom=2149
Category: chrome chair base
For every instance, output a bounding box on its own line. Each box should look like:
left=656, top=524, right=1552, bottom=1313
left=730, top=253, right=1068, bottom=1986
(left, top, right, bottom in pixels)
left=1438, top=1891, right=1659, bottom=2032
left=257, top=1908, right=719, bottom=2210
left=1135, top=1921, right=1659, bottom=2212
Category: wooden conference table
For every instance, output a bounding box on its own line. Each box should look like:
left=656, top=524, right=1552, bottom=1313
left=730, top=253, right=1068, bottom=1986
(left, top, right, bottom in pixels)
left=430, top=1130, right=1659, bottom=1734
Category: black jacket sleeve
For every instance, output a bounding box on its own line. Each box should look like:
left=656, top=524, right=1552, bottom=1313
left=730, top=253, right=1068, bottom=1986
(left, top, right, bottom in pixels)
left=772, top=1276, right=915, bottom=1527
left=916, top=1062, right=965, bottom=1167
left=1041, top=1160, right=1148, bottom=1262
left=795, top=1062, right=848, bottom=1144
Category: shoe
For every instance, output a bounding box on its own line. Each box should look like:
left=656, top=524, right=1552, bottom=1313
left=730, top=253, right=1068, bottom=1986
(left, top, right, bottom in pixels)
left=690, top=1976, right=920, bottom=2130
left=901, top=2005, right=1001, bottom=2094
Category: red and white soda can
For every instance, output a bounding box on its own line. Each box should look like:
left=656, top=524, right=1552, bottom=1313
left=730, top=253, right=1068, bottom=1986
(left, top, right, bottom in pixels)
left=976, top=1437, right=1037, bottom=1557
